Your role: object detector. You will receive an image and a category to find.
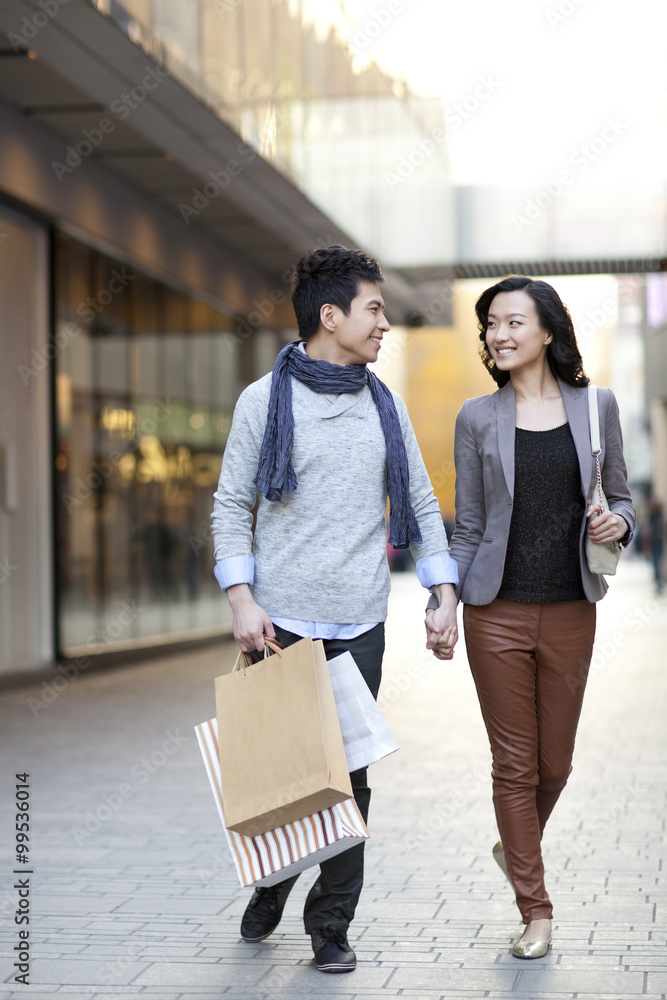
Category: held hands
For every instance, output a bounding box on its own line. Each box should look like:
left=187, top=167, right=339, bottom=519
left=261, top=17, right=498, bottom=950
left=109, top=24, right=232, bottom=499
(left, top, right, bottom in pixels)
left=425, top=583, right=459, bottom=660
left=585, top=506, right=627, bottom=545
left=424, top=584, right=459, bottom=660
left=226, top=584, right=275, bottom=652
left=425, top=609, right=458, bottom=660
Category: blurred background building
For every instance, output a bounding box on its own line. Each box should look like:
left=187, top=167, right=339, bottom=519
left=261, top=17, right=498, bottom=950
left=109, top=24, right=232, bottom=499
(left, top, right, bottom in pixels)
left=0, top=0, right=665, bottom=678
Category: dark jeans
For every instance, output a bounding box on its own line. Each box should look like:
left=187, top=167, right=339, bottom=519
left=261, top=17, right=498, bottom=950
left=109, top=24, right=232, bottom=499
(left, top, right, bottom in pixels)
left=270, top=622, right=385, bottom=934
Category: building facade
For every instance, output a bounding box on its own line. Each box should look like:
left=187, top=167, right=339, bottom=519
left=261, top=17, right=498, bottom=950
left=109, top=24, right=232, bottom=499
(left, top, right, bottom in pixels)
left=0, top=0, right=438, bottom=676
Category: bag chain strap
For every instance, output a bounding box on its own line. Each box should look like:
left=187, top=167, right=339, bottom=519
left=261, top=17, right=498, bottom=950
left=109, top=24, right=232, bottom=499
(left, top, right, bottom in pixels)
left=594, top=453, right=605, bottom=513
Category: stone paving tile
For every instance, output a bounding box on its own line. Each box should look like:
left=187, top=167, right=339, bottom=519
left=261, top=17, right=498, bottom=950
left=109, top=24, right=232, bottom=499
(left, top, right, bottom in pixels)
left=5, top=941, right=87, bottom=956
left=515, top=970, right=648, bottom=993
left=27, top=957, right=152, bottom=985
left=53, top=990, right=139, bottom=995
left=173, top=995, right=356, bottom=1000
left=133, top=961, right=276, bottom=987
left=390, top=964, right=519, bottom=989
left=2, top=991, right=58, bottom=997
left=397, top=994, right=488, bottom=1000
left=112, top=897, right=231, bottom=915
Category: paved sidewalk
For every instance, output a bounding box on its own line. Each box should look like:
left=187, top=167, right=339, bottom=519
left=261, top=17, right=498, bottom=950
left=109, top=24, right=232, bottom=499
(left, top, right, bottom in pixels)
left=1, top=558, right=666, bottom=999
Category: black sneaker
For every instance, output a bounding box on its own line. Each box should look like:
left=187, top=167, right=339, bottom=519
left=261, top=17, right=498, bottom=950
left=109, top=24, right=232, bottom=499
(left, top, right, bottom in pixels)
left=240, top=876, right=299, bottom=942
left=311, top=925, right=357, bottom=973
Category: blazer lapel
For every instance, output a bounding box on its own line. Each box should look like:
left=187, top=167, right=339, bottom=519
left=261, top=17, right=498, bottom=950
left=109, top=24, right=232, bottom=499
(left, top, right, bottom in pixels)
left=496, top=381, right=516, bottom=499
left=560, top=379, right=594, bottom=500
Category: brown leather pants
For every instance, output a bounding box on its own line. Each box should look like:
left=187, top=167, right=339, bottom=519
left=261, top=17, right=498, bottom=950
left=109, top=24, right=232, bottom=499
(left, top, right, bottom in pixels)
left=463, top=598, right=596, bottom=923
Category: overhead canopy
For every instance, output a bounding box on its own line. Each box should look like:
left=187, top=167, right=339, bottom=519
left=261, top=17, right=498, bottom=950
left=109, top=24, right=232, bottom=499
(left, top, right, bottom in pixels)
left=0, top=0, right=422, bottom=322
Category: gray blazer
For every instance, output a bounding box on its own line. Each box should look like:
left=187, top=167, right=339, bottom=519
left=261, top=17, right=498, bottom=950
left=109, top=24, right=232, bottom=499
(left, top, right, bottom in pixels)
left=447, top=379, right=635, bottom=605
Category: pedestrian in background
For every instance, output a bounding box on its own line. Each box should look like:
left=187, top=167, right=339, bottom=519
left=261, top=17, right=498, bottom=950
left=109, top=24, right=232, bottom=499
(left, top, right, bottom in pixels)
left=425, top=275, right=635, bottom=957
left=648, top=497, right=664, bottom=594
left=212, top=245, right=458, bottom=973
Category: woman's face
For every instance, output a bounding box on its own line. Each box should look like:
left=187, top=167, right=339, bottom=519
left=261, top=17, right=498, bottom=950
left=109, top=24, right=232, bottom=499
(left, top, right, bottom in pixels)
left=485, top=290, right=552, bottom=376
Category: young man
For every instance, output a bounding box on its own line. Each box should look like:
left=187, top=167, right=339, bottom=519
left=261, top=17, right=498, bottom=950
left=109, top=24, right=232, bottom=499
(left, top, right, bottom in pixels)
left=211, top=245, right=458, bottom=973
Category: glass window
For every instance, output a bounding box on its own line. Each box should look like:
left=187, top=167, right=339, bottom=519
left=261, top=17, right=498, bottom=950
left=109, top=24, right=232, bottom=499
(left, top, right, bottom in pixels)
left=53, top=233, right=272, bottom=656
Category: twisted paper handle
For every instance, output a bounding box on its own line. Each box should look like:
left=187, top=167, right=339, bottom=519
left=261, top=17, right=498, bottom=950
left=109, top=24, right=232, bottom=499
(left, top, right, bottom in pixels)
left=232, top=636, right=284, bottom=674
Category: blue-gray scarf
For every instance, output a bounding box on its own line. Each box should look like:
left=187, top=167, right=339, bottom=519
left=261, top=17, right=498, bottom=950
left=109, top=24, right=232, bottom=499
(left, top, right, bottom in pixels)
left=254, top=341, right=421, bottom=549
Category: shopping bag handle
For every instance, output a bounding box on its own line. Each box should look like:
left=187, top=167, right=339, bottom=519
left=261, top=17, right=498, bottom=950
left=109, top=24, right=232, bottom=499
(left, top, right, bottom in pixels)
left=232, top=636, right=285, bottom=674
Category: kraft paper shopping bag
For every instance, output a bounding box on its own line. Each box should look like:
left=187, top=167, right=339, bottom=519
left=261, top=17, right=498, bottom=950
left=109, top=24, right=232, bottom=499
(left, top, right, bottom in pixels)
left=215, top=636, right=352, bottom=836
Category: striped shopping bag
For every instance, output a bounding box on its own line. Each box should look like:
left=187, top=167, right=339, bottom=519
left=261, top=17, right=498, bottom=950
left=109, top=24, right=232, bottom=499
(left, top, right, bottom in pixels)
left=195, top=718, right=369, bottom=888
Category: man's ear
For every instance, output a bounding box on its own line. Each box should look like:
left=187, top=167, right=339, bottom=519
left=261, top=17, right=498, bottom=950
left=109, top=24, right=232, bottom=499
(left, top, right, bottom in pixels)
left=320, top=303, right=336, bottom=332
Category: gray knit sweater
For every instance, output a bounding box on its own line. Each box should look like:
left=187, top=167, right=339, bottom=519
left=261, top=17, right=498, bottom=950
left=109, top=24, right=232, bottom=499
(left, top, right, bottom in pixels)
left=212, top=373, right=453, bottom=624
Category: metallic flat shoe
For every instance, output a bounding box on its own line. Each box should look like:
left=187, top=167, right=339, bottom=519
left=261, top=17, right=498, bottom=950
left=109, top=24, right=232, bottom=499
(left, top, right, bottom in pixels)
left=492, top=841, right=511, bottom=883
left=511, top=927, right=552, bottom=959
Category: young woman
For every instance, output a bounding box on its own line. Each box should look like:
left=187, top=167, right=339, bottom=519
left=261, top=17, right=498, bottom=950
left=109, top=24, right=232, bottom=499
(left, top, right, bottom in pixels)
left=426, top=275, right=635, bottom=958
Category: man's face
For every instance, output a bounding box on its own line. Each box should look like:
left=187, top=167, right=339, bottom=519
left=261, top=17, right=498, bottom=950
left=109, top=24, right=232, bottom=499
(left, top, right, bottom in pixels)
left=326, top=280, right=390, bottom=366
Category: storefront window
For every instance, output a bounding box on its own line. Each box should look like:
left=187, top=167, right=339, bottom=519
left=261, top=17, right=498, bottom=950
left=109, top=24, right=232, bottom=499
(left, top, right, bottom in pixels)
left=54, top=232, right=279, bottom=655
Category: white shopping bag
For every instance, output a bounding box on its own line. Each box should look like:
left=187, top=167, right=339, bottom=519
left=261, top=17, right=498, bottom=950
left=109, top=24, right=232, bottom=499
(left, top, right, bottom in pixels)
left=195, top=718, right=369, bottom=888
left=327, top=650, right=399, bottom=772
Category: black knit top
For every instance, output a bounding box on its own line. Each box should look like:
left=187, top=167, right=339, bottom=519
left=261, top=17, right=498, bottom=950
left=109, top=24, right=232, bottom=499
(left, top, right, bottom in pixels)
left=497, top=423, right=586, bottom=603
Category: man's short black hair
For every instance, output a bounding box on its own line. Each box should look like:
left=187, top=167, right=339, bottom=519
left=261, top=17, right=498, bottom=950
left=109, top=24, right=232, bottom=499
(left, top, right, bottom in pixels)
left=290, top=245, right=384, bottom=340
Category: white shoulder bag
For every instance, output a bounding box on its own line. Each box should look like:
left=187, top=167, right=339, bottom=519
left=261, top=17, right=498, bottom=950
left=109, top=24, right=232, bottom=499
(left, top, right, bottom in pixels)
left=585, top=385, right=621, bottom=576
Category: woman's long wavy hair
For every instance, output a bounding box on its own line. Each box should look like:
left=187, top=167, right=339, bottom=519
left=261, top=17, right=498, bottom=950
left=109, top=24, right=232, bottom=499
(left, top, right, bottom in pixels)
left=475, top=275, right=589, bottom=388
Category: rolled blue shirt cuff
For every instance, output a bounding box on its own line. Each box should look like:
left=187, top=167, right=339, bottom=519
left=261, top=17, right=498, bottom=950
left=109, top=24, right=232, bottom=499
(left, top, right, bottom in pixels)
left=415, top=553, right=459, bottom=590
left=270, top=618, right=377, bottom=641
left=214, top=555, right=255, bottom=591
